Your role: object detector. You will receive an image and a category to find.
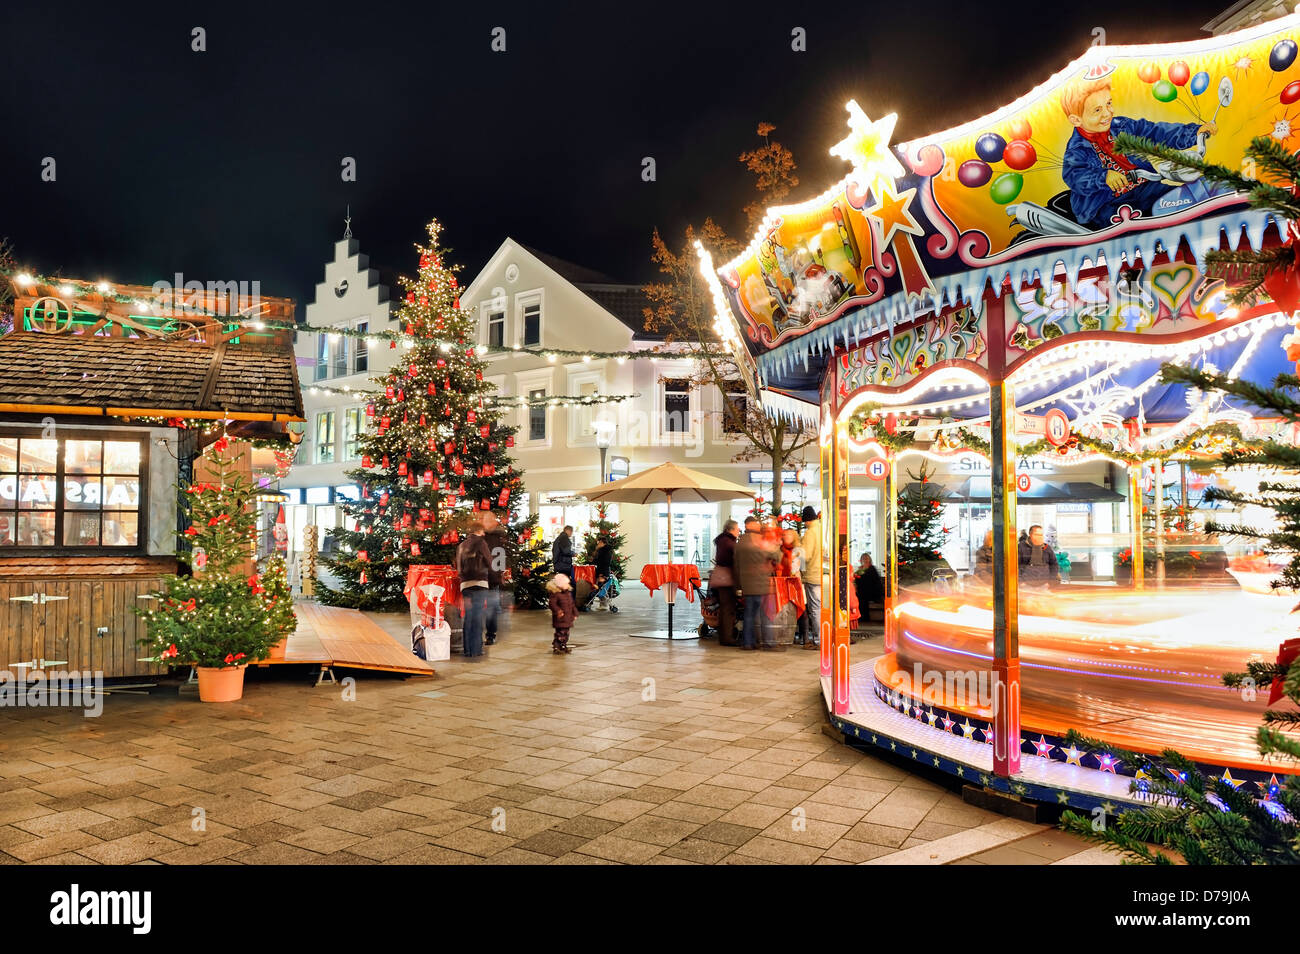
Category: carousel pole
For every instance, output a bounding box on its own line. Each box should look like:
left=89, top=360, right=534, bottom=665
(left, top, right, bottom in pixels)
left=819, top=391, right=834, bottom=680
left=989, top=291, right=1021, bottom=779
left=666, top=489, right=675, bottom=639
left=1129, top=466, right=1145, bottom=590
left=883, top=449, right=898, bottom=654
left=832, top=416, right=851, bottom=715
left=1154, top=462, right=1165, bottom=586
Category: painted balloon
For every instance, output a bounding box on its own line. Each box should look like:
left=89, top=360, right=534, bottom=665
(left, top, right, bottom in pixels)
left=958, top=159, right=992, bottom=188
left=910, top=143, right=945, bottom=177
left=1283, top=81, right=1300, bottom=105
left=989, top=173, right=1023, bottom=205
left=1008, top=118, right=1032, bottom=141
left=975, top=133, right=1006, bottom=163
left=1168, top=60, right=1190, bottom=86
left=1190, top=70, right=1210, bottom=95
left=1138, top=62, right=1161, bottom=83
left=1152, top=79, right=1178, bottom=103
left=1271, top=38, right=1297, bottom=72
left=1002, top=139, right=1037, bottom=171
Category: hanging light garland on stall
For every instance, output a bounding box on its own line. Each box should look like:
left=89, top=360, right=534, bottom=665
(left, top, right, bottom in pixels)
left=300, top=385, right=640, bottom=407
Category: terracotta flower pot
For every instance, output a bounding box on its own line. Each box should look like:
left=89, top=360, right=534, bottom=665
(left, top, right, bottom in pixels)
left=196, top=665, right=246, bottom=703
left=267, top=636, right=289, bottom=661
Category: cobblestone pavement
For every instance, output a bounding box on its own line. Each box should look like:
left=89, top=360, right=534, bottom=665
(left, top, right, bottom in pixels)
left=0, top=592, right=1109, bottom=865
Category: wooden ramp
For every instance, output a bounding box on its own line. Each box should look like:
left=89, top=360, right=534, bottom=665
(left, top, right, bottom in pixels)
left=256, top=602, right=434, bottom=677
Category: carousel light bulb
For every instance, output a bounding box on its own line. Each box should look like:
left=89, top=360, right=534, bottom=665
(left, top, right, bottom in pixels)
left=96, top=281, right=111, bottom=293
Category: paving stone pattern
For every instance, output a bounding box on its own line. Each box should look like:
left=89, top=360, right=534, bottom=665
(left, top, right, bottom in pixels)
left=0, top=594, right=1108, bottom=865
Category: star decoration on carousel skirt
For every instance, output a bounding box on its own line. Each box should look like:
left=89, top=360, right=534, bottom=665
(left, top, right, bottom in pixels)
left=868, top=186, right=923, bottom=251
left=1100, top=800, right=1117, bottom=816
left=960, top=719, right=978, bottom=739
left=1063, top=744, right=1086, bottom=766
left=1095, top=752, right=1120, bottom=774
left=1031, top=736, right=1055, bottom=759
left=1056, top=790, right=1070, bottom=804
left=1259, top=775, right=1282, bottom=799
left=1217, top=768, right=1245, bottom=790
left=941, top=716, right=955, bottom=733
left=911, top=748, right=919, bottom=760
left=926, top=710, right=938, bottom=727
left=829, top=101, right=906, bottom=201
left=956, top=765, right=965, bottom=777
left=932, top=756, right=941, bottom=768
left=982, top=725, right=995, bottom=745
left=1012, top=783, right=1028, bottom=796
left=1134, top=768, right=1154, bottom=791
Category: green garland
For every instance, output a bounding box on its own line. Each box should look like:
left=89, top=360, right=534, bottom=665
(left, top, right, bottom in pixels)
left=954, top=422, right=1254, bottom=465
left=845, top=405, right=918, bottom=453
left=300, top=385, right=640, bottom=406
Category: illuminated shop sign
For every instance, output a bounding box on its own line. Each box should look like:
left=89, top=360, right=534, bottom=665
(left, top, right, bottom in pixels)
left=0, top=476, right=138, bottom=507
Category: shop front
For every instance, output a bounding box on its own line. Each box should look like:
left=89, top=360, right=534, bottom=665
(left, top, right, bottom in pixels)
left=701, top=15, right=1300, bottom=804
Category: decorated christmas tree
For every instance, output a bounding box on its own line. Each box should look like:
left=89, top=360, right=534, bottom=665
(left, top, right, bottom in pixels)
left=511, top=528, right=552, bottom=609
left=896, top=462, right=951, bottom=585
left=141, top=438, right=289, bottom=666
left=579, top=503, right=627, bottom=580
left=318, top=219, right=544, bottom=612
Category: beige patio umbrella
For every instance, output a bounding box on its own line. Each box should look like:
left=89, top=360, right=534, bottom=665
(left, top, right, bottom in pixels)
left=577, top=461, right=755, bottom=639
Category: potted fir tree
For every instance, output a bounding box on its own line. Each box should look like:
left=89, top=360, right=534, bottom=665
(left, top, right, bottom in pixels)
left=140, top=437, right=287, bottom=702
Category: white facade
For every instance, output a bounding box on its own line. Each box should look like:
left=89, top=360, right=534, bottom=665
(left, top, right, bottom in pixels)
left=460, top=239, right=821, bottom=577
left=281, top=236, right=400, bottom=555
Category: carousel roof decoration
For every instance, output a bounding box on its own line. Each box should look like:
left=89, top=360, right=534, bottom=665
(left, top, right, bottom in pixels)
left=704, top=12, right=1300, bottom=462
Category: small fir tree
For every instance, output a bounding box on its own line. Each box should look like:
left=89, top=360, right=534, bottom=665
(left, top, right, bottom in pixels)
left=259, top=554, right=297, bottom=645
left=579, top=504, right=627, bottom=580
left=317, top=219, right=540, bottom=611
left=896, top=462, right=951, bottom=585
left=140, top=438, right=284, bottom=667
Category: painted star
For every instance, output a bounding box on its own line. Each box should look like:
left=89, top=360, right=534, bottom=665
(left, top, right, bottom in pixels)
left=1134, top=768, right=1153, bottom=791
left=911, top=748, right=919, bottom=760
left=979, top=773, right=991, bottom=786
left=1168, top=768, right=1188, bottom=784
left=1013, top=783, right=1028, bottom=796
left=926, top=710, right=938, bottom=727
left=829, top=101, right=906, bottom=201
left=1031, top=736, right=1055, bottom=759
left=1063, top=744, right=1086, bottom=767
left=1100, top=800, right=1117, bottom=816
left=1259, top=775, right=1282, bottom=800
left=1095, top=752, right=1120, bottom=774
left=889, top=740, right=897, bottom=751
left=933, top=756, right=941, bottom=768
left=1056, top=790, right=1070, bottom=804
left=941, top=716, right=955, bottom=733
left=867, top=186, right=923, bottom=251
left=982, top=725, right=996, bottom=745
left=956, top=765, right=965, bottom=777
left=960, top=719, right=978, bottom=739
left=1218, top=768, right=1245, bottom=791
left=871, top=734, right=878, bottom=745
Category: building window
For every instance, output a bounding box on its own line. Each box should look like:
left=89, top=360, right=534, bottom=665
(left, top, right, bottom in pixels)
left=316, top=411, right=336, bottom=463
left=343, top=407, right=365, bottom=460
left=528, top=389, right=546, bottom=441
left=488, top=311, right=505, bottom=349
left=315, top=334, right=330, bottom=381
left=354, top=322, right=368, bottom=373
left=522, top=301, right=541, bottom=347
left=0, top=434, right=143, bottom=550
left=332, top=334, right=349, bottom=377
left=722, top=382, right=748, bottom=435
left=663, top=378, right=690, bottom=433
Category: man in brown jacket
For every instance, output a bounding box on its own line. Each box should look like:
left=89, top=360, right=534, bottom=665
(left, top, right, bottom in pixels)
left=735, top=516, right=779, bottom=650
left=799, top=506, right=823, bottom=649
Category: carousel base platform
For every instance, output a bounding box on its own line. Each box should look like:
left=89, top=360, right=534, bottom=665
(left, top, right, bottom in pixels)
left=823, top=659, right=1162, bottom=815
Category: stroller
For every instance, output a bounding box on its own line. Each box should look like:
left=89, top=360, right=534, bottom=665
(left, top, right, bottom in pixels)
left=579, top=574, right=620, bottom=613
left=698, top=579, right=741, bottom=641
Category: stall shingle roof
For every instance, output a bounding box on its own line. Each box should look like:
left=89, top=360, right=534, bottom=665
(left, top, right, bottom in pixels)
left=0, top=333, right=304, bottom=420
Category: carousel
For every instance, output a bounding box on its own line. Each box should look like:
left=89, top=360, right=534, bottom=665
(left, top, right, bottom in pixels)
left=700, top=14, right=1300, bottom=811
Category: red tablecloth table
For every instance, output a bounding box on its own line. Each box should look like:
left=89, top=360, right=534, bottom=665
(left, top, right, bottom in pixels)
left=766, top=575, right=807, bottom=618
left=639, top=564, right=702, bottom=602
left=572, top=565, right=596, bottom=586
left=405, top=564, right=462, bottom=616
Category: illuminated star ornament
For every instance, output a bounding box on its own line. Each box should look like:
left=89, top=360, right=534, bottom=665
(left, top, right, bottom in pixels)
left=941, top=716, right=955, bottom=733
left=1063, top=744, right=1086, bottom=767
left=959, top=719, right=978, bottom=739
left=830, top=101, right=906, bottom=202
left=1031, top=736, right=1054, bottom=759
left=1095, top=753, right=1119, bottom=774
left=1259, top=775, right=1282, bottom=800
left=1217, top=768, right=1245, bottom=791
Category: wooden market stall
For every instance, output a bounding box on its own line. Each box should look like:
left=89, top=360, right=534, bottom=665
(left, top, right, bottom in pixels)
left=0, top=278, right=304, bottom=679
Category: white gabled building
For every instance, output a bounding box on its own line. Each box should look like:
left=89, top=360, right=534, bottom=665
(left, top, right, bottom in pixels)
left=460, top=238, right=820, bottom=575
left=281, top=229, right=404, bottom=554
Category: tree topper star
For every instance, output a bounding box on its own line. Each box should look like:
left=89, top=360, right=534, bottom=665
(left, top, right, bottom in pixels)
left=830, top=101, right=905, bottom=201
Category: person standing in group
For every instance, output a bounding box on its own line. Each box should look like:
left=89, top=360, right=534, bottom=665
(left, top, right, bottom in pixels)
left=1018, top=524, right=1060, bottom=588
left=854, top=552, right=884, bottom=619
left=974, top=529, right=994, bottom=582
left=799, top=506, right=823, bottom=651
left=781, top=527, right=807, bottom=645
left=546, top=573, right=577, bottom=654
left=735, top=516, right=780, bottom=651
left=552, top=525, right=574, bottom=581
left=482, top=509, right=508, bottom=645
left=710, top=520, right=740, bottom=646
left=456, top=518, right=493, bottom=659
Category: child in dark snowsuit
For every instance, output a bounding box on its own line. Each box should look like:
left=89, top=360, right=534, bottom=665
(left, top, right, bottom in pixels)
left=547, top=573, right=577, bottom=654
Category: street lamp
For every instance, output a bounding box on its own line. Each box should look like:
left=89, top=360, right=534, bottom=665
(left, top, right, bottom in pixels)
left=594, top=419, right=615, bottom=483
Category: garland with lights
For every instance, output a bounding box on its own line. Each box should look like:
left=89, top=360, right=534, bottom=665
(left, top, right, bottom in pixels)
left=300, top=384, right=639, bottom=407
left=315, top=219, right=550, bottom=612
left=954, top=422, right=1254, bottom=466
left=845, top=406, right=918, bottom=454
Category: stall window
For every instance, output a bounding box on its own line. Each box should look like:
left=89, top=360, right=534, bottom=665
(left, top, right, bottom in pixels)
left=0, top=434, right=143, bottom=550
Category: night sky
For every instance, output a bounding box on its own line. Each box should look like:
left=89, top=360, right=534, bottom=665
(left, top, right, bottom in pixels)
left=3, top=0, right=1233, bottom=308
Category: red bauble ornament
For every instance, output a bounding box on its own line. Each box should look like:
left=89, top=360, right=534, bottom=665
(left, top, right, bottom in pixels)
left=505, top=436, right=514, bottom=448
left=381, top=416, right=391, bottom=429
left=489, top=443, right=497, bottom=452
left=409, top=364, right=418, bottom=377
left=480, top=498, right=490, bottom=510
left=411, top=542, right=421, bottom=556
left=385, top=385, right=394, bottom=399
left=479, top=426, right=489, bottom=438
left=467, top=410, right=476, bottom=423
left=365, top=404, right=375, bottom=417
left=436, top=358, right=446, bottom=368
left=362, top=454, right=372, bottom=468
